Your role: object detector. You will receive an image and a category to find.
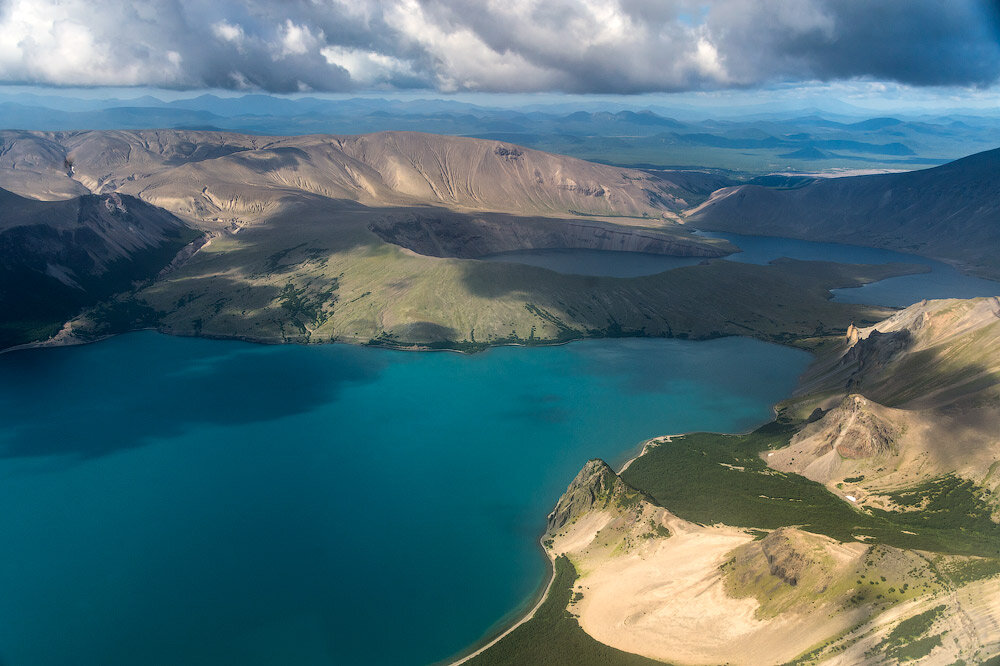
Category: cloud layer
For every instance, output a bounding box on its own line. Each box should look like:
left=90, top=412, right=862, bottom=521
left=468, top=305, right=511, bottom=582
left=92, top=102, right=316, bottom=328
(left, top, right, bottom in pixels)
left=0, top=0, right=997, bottom=93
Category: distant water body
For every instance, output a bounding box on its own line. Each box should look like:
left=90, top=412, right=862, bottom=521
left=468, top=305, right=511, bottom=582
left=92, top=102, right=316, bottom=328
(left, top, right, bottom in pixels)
left=482, top=234, right=999, bottom=307
left=0, top=333, right=809, bottom=666
left=696, top=231, right=1000, bottom=307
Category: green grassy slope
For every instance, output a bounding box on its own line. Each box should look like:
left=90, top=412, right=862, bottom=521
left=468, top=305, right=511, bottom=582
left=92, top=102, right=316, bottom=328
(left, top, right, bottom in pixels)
left=86, top=205, right=921, bottom=349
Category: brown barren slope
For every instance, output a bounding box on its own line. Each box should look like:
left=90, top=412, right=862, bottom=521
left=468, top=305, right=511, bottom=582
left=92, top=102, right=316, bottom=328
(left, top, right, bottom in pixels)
left=686, top=148, right=1000, bottom=280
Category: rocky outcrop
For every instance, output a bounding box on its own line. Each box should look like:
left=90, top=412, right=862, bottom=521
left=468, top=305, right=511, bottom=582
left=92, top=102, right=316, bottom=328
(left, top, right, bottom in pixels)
left=841, top=328, right=912, bottom=391
left=546, top=459, right=646, bottom=534
left=767, top=394, right=907, bottom=487
left=724, top=527, right=850, bottom=611
left=370, top=211, right=734, bottom=260
left=845, top=322, right=860, bottom=346
left=799, top=394, right=899, bottom=460
left=759, top=528, right=814, bottom=586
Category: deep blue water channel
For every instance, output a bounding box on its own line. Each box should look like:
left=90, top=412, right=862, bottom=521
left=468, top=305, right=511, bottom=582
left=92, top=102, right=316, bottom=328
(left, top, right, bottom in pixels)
left=481, top=234, right=999, bottom=307
left=0, top=333, right=810, bottom=666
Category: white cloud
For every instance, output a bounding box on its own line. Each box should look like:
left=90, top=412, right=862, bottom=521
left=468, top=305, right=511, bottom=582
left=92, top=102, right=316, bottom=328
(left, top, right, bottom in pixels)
left=384, top=0, right=560, bottom=91
left=0, top=0, right=187, bottom=86
left=212, top=20, right=244, bottom=44
left=0, top=0, right=994, bottom=93
left=321, top=45, right=413, bottom=86
left=276, top=19, right=321, bottom=58
left=691, top=37, right=727, bottom=81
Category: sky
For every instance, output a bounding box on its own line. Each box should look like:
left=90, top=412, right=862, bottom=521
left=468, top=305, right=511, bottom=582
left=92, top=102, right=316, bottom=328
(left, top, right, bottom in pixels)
left=0, top=0, right=998, bottom=104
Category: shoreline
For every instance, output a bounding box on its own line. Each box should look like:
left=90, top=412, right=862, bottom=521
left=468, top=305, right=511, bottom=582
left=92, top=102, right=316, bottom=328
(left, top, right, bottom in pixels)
left=441, top=414, right=793, bottom=665
left=442, top=539, right=557, bottom=666
left=1, top=323, right=816, bottom=358
left=618, top=435, right=673, bottom=474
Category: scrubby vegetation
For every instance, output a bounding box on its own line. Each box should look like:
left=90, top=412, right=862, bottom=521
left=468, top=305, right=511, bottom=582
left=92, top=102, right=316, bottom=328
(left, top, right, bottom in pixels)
left=461, top=556, right=666, bottom=666
left=621, top=420, right=1000, bottom=558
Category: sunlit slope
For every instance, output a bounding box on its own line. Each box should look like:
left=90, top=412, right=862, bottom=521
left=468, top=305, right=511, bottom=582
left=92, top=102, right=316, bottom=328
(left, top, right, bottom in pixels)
left=0, top=128, right=928, bottom=350
left=775, top=297, right=1000, bottom=517
left=686, top=148, right=1000, bottom=279
left=122, top=208, right=910, bottom=348
left=473, top=447, right=1000, bottom=665
left=0, top=129, right=710, bottom=221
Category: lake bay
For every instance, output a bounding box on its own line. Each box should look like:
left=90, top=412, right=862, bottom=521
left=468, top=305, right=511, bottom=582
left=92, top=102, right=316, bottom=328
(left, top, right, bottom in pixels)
left=0, top=333, right=810, bottom=665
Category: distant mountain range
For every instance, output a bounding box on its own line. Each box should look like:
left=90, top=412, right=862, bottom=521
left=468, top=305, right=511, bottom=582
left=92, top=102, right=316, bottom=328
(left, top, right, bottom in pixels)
left=1, top=92, right=998, bottom=174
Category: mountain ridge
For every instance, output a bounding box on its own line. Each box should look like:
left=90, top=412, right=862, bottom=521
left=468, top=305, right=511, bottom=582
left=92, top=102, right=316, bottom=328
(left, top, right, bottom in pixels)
left=686, top=147, right=1000, bottom=280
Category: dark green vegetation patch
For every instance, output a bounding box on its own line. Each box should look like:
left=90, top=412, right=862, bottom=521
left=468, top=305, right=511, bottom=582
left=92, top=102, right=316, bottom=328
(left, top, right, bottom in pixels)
left=620, top=421, right=1000, bottom=558
left=460, top=556, right=666, bottom=666
left=867, top=605, right=946, bottom=662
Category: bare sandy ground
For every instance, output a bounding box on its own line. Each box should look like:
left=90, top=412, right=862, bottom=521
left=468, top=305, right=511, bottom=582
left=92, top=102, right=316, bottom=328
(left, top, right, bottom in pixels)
left=560, top=514, right=863, bottom=665
left=573, top=519, right=764, bottom=664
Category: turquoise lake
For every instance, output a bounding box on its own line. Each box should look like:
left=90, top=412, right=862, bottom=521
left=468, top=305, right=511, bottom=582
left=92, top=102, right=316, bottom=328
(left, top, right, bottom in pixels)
left=0, top=332, right=811, bottom=666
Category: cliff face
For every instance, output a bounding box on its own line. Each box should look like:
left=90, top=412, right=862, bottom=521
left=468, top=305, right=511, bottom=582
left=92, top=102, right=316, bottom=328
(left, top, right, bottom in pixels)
left=546, top=459, right=644, bottom=534
left=841, top=329, right=912, bottom=392
left=832, top=297, right=1000, bottom=409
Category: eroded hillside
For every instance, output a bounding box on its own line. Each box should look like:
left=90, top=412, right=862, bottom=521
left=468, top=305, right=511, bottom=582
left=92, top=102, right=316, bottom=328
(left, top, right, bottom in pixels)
left=0, top=129, right=716, bottom=220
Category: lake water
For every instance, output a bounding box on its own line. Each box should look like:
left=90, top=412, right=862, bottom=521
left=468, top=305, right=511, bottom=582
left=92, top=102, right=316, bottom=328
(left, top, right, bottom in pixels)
left=479, top=235, right=999, bottom=308
left=695, top=231, right=1000, bottom=308
left=0, top=333, right=810, bottom=666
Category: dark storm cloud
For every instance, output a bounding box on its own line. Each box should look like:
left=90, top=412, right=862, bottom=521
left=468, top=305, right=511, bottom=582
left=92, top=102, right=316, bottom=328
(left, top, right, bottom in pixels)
left=0, top=0, right=996, bottom=93
left=709, top=0, right=1000, bottom=88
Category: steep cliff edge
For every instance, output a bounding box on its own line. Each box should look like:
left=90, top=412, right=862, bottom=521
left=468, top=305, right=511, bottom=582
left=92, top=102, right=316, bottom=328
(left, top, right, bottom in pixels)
left=544, top=458, right=671, bottom=560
